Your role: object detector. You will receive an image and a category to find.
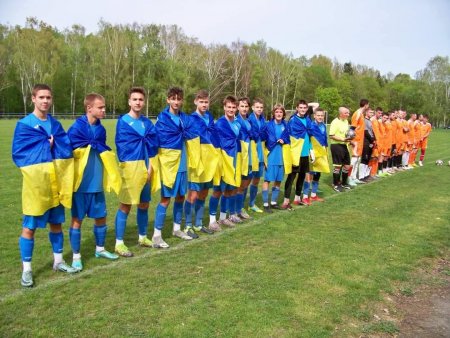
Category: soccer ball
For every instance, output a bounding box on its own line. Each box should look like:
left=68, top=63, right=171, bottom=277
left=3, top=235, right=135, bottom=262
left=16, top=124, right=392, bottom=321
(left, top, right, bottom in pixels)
left=435, top=160, right=443, bottom=165
left=448, top=160, right=450, bottom=166
left=345, top=128, right=356, bottom=140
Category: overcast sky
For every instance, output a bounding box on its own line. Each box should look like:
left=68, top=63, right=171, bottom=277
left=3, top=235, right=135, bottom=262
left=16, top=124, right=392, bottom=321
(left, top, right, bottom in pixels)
left=1, top=0, right=449, bottom=77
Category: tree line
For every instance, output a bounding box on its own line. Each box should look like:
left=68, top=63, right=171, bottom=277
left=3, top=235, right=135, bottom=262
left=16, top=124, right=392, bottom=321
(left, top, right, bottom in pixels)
left=0, top=17, right=449, bottom=126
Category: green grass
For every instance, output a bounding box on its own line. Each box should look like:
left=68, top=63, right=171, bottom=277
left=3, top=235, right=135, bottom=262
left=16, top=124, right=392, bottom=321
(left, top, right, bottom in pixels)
left=0, top=119, right=449, bottom=337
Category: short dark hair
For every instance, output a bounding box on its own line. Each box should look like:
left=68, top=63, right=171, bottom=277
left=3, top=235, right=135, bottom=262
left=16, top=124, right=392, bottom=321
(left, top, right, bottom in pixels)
left=376, top=107, right=383, bottom=112
left=167, top=87, right=184, bottom=99
left=129, top=87, right=146, bottom=98
left=360, top=99, right=369, bottom=107
left=223, top=95, right=238, bottom=106
left=252, top=97, right=264, bottom=105
left=297, top=99, right=308, bottom=107
left=32, top=84, right=52, bottom=96
left=238, top=97, right=251, bottom=106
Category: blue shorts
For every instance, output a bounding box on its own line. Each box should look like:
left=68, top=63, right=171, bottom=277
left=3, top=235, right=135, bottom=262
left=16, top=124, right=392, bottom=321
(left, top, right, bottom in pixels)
left=264, top=165, right=284, bottom=182
left=140, top=183, right=151, bottom=203
left=188, top=181, right=213, bottom=192
left=23, top=204, right=65, bottom=230
left=71, top=191, right=107, bottom=220
left=251, top=162, right=264, bottom=178
left=213, top=180, right=237, bottom=192
left=161, top=171, right=187, bottom=198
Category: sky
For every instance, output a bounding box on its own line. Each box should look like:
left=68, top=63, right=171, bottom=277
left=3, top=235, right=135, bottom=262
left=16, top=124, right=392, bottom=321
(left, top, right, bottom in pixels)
left=1, top=0, right=449, bottom=77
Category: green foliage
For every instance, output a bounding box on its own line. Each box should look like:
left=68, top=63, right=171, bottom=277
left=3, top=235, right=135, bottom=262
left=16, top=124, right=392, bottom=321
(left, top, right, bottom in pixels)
left=363, top=321, right=400, bottom=334
left=315, top=86, right=343, bottom=116
left=0, top=18, right=448, bottom=126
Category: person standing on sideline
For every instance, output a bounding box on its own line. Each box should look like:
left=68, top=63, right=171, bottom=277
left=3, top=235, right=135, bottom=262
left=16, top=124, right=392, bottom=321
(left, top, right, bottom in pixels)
left=114, top=87, right=159, bottom=257
left=12, top=84, right=78, bottom=287
left=67, top=93, right=122, bottom=270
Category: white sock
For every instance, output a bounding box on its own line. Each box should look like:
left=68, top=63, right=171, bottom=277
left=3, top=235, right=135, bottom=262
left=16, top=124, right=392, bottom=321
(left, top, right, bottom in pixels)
left=283, top=198, right=290, bottom=205
left=53, top=253, right=63, bottom=265
left=263, top=202, right=269, bottom=207
left=219, top=212, right=227, bottom=220
left=153, top=229, right=161, bottom=237
left=302, top=194, right=308, bottom=200
left=270, top=201, right=277, bottom=206
left=23, top=261, right=32, bottom=272
left=350, top=157, right=358, bottom=179
left=311, top=192, right=317, bottom=198
left=138, top=234, right=147, bottom=241
left=358, top=164, right=365, bottom=180
left=73, top=253, right=81, bottom=260
left=209, top=215, right=216, bottom=224
left=173, top=223, right=181, bottom=232
left=95, top=246, right=104, bottom=253
left=116, top=239, right=124, bottom=246
left=294, top=195, right=301, bottom=202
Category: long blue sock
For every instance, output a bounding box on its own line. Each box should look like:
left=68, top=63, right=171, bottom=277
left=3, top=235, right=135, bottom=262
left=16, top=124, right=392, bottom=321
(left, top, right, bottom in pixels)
left=195, top=199, right=205, bottom=226
left=137, top=208, right=148, bottom=236
left=249, top=184, right=258, bottom=207
left=242, top=187, right=249, bottom=207
left=262, top=189, right=269, bottom=204
left=154, top=204, right=167, bottom=230
left=93, top=225, right=107, bottom=247
left=69, top=227, right=81, bottom=254
left=19, top=236, right=34, bottom=262
left=236, top=193, right=244, bottom=213
left=271, top=187, right=280, bottom=204
left=312, top=181, right=319, bottom=194
left=184, top=201, right=193, bottom=227
left=303, top=181, right=311, bottom=196
left=220, top=196, right=229, bottom=213
left=115, top=209, right=128, bottom=240
left=209, top=196, right=219, bottom=216
left=49, top=231, right=63, bottom=254
left=173, top=201, right=183, bottom=225
left=229, top=195, right=236, bottom=214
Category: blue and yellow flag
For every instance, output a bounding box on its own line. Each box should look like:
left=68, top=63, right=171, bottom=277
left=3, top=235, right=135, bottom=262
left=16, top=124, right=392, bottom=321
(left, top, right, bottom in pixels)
left=215, top=116, right=241, bottom=187
left=310, top=121, right=330, bottom=173
left=248, top=112, right=266, bottom=171
left=188, top=111, right=220, bottom=183
left=116, top=115, right=159, bottom=204
left=67, top=115, right=121, bottom=194
left=288, top=114, right=312, bottom=166
left=263, top=119, right=292, bottom=175
left=236, top=114, right=252, bottom=176
left=156, top=106, right=200, bottom=188
left=12, top=114, right=74, bottom=216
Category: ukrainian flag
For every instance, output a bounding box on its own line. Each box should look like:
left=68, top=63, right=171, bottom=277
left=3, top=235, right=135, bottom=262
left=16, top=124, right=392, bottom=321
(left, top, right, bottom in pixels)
left=156, top=107, right=200, bottom=189
left=236, top=114, right=251, bottom=176
left=310, top=122, right=330, bottom=173
left=288, top=114, right=311, bottom=166
left=264, top=120, right=292, bottom=175
left=248, top=112, right=266, bottom=171
left=12, top=115, right=74, bottom=216
left=116, top=115, right=159, bottom=204
left=67, top=115, right=121, bottom=194
left=216, top=116, right=241, bottom=187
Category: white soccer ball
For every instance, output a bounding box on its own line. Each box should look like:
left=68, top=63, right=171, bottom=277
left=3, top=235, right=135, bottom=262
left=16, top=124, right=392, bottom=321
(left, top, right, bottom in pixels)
left=435, top=160, right=443, bottom=165
left=345, top=128, right=356, bottom=140
left=448, top=160, right=450, bottom=166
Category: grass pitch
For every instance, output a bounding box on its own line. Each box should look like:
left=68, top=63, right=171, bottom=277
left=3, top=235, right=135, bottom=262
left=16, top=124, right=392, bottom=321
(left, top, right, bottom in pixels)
left=0, top=119, right=449, bottom=337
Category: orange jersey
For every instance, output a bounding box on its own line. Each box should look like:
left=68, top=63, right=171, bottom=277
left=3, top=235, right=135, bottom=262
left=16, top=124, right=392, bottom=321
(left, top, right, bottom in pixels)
left=420, top=122, right=432, bottom=149
left=390, top=119, right=399, bottom=145
left=407, top=120, right=415, bottom=144
left=351, top=109, right=365, bottom=142
left=384, top=121, right=393, bottom=149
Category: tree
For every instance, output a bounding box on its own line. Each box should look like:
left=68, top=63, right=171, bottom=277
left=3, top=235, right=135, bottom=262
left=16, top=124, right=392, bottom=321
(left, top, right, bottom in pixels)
left=316, top=87, right=343, bottom=118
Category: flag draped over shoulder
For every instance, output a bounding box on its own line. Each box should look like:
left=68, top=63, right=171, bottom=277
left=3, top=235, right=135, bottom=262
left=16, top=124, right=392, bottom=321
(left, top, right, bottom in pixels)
left=236, top=114, right=251, bottom=176
left=215, top=116, right=241, bottom=187
left=264, top=119, right=292, bottom=174
left=310, top=121, right=330, bottom=173
left=248, top=113, right=266, bottom=171
left=12, top=115, right=74, bottom=216
left=116, top=115, right=159, bottom=204
left=156, top=106, right=200, bottom=188
left=288, top=114, right=312, bottom=166
left=188, top=111, right=220, bottom=183
left=67, top=115, right=121, bottom=194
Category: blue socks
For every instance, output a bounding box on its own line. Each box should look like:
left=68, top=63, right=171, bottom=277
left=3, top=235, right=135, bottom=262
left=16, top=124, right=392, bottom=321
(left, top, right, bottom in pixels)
left=184, top=201, right=193, bottom=227
left=262, top=189, right=269, bottom=204
left=195, top=199, right=205, bottom=226
left=229, top=195, right=236, bottom=215
left=312, top=180, right=319, bottom=194
left=249, top=184, right=258, bottom=207
left=236, top=193, right=244, bottom=213
left=154, top=204, right=167, bottom=230
left=271, top=187, right=280, bottom=203
left=19, top=236, right=34, bottom=262
left=69, top=227, right=81, bottom=254
left=49, top=231, right=63, bottom=254
left=173, top=201, right=183, bottom=225
left=115, top=209, right=128, bottom=240
left=93, top=225, right=107, bottom=247
left=220, top=196, right=229, bottom=213
left=303, top=181, right=311, bottom=196
left=209, top=196, right=219, bottom=216
left=137, top=208, right=148, bottom=236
